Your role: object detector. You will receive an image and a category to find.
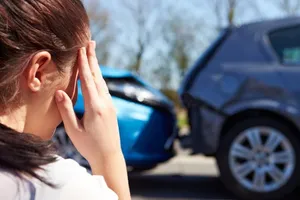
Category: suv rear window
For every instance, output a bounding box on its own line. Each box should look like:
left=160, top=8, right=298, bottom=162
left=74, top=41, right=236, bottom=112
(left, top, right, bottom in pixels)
left=269, top=26, right=300, bottom=65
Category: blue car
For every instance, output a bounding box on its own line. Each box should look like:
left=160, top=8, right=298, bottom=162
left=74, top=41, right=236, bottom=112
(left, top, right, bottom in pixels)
left=54, top=66, right=177, bottom=171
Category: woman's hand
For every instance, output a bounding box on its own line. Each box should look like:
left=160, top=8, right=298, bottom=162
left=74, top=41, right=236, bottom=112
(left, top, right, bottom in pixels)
left=55, top=41, right=121, bottom=164
left=55, top=41, right=131, bottom=200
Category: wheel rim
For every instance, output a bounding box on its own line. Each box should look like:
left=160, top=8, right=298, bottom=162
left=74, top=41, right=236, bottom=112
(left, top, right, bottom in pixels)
left=53, top=127, right=89, bottom=167
left=229, top=126, right=295, bottom=193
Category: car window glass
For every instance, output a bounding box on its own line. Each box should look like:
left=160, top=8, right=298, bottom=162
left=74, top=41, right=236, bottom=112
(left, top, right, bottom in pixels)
left=269, top=26, right=300, bottom=65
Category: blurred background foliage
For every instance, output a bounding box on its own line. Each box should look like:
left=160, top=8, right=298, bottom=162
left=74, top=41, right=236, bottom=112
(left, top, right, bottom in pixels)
left=83, top=0, right=300, bottom=111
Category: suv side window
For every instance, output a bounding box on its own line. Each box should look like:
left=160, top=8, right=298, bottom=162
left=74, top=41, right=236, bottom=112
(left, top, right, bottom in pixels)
left=269, top=26, right=300, bottom=65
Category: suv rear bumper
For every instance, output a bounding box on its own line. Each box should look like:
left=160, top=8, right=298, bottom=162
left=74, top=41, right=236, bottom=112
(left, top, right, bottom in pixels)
left=183, top=105, right=225, bottom=155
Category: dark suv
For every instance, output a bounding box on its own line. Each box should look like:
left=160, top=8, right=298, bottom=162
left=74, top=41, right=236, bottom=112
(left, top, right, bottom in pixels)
left=179, top=17, right=300, bottom=200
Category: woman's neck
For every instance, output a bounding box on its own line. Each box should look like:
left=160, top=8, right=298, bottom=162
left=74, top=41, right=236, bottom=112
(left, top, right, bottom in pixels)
left=0, top=106, right=27, bottom=133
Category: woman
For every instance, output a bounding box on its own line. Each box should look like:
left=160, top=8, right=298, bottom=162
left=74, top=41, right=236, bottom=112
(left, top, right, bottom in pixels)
left=0, top=0, right=131, bottom=199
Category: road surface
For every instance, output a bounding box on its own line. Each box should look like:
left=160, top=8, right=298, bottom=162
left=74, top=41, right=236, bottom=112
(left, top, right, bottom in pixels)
left=130, top=154, right=235, bottom=200
left=130, top=153, right=300, bottom=200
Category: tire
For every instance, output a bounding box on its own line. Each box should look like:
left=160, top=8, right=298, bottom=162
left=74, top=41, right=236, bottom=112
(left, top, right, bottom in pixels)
left=216, top=117, right=300, bottom=200
left=127, top=165, right=157, bottom=174
left=53, top=126, right=90, bottom=168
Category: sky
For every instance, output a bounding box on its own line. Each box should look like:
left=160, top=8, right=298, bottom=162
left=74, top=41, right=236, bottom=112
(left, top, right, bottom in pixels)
left=83, top=0, right=300, bottom=89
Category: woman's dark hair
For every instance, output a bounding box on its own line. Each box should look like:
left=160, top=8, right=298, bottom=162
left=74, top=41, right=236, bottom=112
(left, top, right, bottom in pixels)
left=0, top=0, right=89, bottom=185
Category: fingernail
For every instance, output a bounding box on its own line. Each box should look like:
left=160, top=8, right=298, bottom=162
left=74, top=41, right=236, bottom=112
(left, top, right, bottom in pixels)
left=92, top=41, right=96, bottom=50
left=55, top=91, right=64, bottom=102
left=81, top=47, right=86, bottom=54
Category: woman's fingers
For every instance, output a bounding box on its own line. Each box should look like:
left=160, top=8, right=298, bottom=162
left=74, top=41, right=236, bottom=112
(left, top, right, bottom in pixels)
left=55, top=90, right=82, bottom=136
left=87, top=41, right=102, bottom=94
left=87, top=41, right=110, bottom=97
left=78, top=47, right=99, bottom=110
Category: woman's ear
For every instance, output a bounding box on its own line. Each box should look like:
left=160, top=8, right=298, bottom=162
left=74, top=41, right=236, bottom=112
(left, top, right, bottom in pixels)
left=24, top=51, right=52, bottom=92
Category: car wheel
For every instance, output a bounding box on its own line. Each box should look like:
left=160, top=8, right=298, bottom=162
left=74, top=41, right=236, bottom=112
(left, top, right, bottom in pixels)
left=216, top=117, right=300, bottom=200
left=53, top=126, right=90, bottom=168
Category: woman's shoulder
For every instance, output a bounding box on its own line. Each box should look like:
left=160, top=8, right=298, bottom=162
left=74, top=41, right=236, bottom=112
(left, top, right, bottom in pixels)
left=0, top=157, right=118, bottom=200
left=40, top=156, right=118, bottom=199
left=0, top=172, right=32, bottom=200
left=42, top=156, right=104, bottom=187
left=43, top=156, right=88, bottom=183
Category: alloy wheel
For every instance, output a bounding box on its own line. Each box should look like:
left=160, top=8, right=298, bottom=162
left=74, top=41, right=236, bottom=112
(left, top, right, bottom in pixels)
left=229, top=127, right=295, bottom=193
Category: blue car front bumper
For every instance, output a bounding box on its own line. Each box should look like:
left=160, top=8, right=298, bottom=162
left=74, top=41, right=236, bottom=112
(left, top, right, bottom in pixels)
left=74, top=95, right=177, bottom=167
left=112, top=96, right=176, bottom=167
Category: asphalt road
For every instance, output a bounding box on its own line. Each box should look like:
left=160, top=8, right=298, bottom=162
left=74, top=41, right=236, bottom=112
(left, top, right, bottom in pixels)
left=130, top=154, right=235, bottom=200
left=130, top=174, right=234, bottom=200
left=129, top=154, right=300, bottom=200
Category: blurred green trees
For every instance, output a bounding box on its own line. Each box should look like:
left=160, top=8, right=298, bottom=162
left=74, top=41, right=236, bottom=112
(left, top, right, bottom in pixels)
left=84, top=0, right=300, bottom=108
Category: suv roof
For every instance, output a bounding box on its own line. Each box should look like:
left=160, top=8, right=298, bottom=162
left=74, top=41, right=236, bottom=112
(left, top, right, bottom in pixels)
left=236, top=17, right=300, bottom=35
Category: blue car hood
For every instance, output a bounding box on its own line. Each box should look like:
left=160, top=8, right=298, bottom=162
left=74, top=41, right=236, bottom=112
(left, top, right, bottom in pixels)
left=75, top=66, right=173, bottom=113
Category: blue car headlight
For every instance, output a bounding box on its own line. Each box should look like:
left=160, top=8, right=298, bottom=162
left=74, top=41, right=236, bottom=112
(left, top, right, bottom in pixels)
left=105, top=78, right=173, bottom=111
